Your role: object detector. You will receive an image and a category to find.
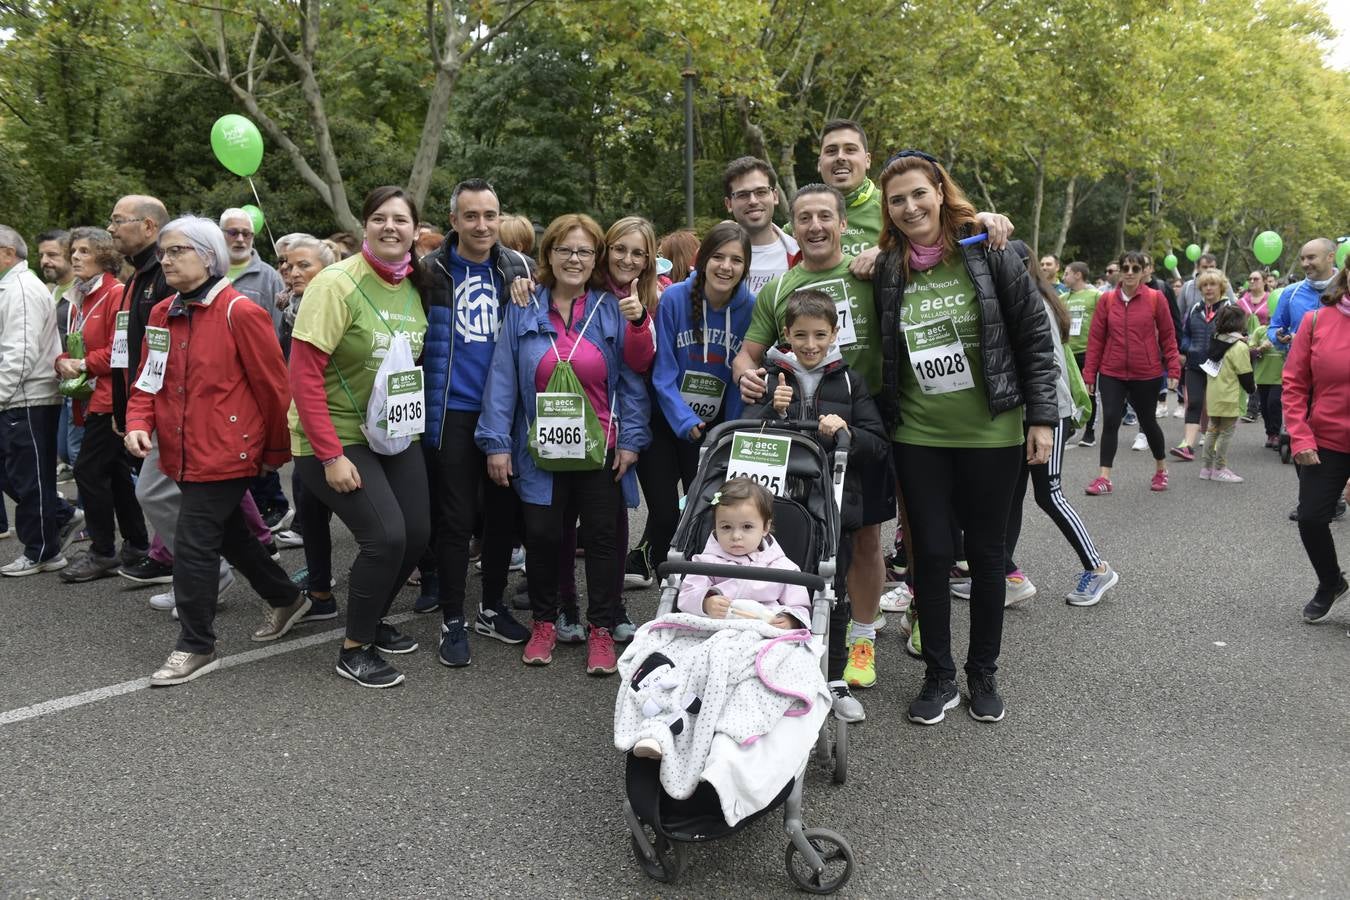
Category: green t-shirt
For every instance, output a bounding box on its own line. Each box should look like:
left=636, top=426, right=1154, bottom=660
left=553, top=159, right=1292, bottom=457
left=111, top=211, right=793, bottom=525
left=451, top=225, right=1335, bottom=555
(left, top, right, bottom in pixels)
left=288, top=254, right=428, bottom=456
left=785, top=180, right=882, bottom=258
left=893, top=259, right=1024, bottom=448
left=1063, top=288, right=1100, bottom=355
left=1206, top=340, right=1253, bottom=418
left=745, top=255, right=882, bottom=394
left=1247, top=312, right=1284, bottom=385
left=227, top=261, right=250, bottom=281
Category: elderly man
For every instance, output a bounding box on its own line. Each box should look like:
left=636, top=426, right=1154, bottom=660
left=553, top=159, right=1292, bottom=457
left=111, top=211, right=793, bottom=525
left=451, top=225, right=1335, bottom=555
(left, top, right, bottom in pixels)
left=219, top=208, right=286, bottom=338
left=0, top=225, right=81, bottom=576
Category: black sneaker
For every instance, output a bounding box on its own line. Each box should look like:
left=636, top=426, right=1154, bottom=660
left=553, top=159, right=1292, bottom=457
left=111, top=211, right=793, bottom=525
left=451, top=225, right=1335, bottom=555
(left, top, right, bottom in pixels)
left=300, top=592, right=339, bottom=622
left=967, top=673, right=1006, bottom=722
left=59, top=549, right=121, bottom=583
left=1302, top=574, right=1349, bottom=623
left=118, top=542, right=150, bottom=569
left=264, top=506, right=294, bottom=533
left=374, top=620, right=418, bottom=653
left=1077, top=431, right=1096, bottom=448
left=474, top=605, right=530, bottom=644
left=907, top=676, right=960, bottom=725
left=335, top=644, right=404, bottom=688
left=1337, top=499, right=1348, bottom=522
left=414, top=570, right=441, bottom=613
left=118, top=556, right=174, bottom=585
left=623, top=545, right=654, bottom=589
left=439, top=618, right=471, bottom=667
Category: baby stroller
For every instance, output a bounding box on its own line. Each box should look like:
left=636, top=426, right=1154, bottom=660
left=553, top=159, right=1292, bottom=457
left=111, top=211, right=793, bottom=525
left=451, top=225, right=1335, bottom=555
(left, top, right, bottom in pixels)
left=622, top=418, right=857, bottom=894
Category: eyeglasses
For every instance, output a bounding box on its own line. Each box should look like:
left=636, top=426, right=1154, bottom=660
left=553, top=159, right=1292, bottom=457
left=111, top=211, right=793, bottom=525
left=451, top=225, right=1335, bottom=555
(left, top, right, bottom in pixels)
left=729, top=187, right=773, bottom=202
left=156, top=245, right=198, bottom=262
left=609, top=244, right=648, bottom=261
left=552, top=246, right=595, bottom=261
left=1121, top=264, right=1143, bottom=274
left=224, top=228, right=254, bottom=240
left=108, top=216, right=145, bottom=228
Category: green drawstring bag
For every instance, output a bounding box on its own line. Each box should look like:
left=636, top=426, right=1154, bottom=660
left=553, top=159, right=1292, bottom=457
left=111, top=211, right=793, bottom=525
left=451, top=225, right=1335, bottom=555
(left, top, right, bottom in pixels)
left=59, top=332, right=95, bottom=400
left=528, top=359, right=607, bottom=472
left=1064, top=349, right=1091, bottom=426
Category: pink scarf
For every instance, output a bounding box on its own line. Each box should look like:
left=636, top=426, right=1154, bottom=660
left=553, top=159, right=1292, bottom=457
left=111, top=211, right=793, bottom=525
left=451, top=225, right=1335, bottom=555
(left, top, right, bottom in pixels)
left=1338, top=294, right=1350, bottom=317
left=361, top=240, right=412, bottom=285
left=908, top=240, right=945, bottom=271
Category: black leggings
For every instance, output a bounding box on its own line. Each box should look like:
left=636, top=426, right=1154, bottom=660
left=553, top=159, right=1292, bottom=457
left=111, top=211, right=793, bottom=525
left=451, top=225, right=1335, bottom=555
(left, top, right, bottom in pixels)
left=1006, top=418, right=1103, bottom=573
left=294, top=444, right=431, bottom=644
left=1097, top=374, right=1165, bottom=467
left=1184, top=368, right=1207, bottom=426
left=1073, top=352, right=1098, bottom=434
left=634, top=412, right=704, bottom=568
left=1296, top=448, right=1350, bottom=590
left=1258, top=384, right=1283, bottom=438
left=894, top=441, right=1022, bottom=681
left=292, top=467, right=334, bottom=592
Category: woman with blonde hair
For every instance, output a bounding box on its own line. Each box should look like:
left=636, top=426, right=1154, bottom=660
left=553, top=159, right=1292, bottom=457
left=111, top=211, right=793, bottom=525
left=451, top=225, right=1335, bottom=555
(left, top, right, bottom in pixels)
left=498, top=214, right=535, bottom=255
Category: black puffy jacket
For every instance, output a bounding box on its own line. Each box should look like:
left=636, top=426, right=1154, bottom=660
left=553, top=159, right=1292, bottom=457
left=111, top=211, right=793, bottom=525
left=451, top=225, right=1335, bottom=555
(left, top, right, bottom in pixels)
left=874, top=234, right=1058, bottom=431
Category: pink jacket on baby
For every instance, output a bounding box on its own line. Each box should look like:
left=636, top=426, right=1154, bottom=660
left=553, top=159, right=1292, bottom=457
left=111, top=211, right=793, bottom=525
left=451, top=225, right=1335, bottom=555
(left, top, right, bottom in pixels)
left=676, top=534, right=811, bottom=627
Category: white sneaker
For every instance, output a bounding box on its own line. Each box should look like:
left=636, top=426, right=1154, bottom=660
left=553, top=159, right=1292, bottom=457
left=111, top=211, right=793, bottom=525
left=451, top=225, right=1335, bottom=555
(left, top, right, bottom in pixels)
left=1172, top=406, right=1185, bottom=419
left=879, top=583, right=913, bottom=613
left=1004, top=573, right=1038, bottom=608
left=1, top=553, right=67, bottom=576
left=274, top=529, right=305, bottom=548
left=1131, top=432, right=1149, bottom=451
left=163, top=570, right=236, bottom=615
left=0, top=526, right=13, bottom=540
left=1155, top=402, right=1167, bottom=418
left=150, top=589, right=175, bottom=611
left=829, top=680, right=866, bottom=723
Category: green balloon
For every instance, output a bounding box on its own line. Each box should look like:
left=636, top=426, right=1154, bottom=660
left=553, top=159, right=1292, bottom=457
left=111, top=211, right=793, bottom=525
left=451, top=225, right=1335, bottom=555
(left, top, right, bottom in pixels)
left=242, top=204, right=265, bottom=235
left=210, top=114, right=264, bottom=177
left=1272, top=269, right=1280, bottom=278
left=1163, top=253, right=1178, bottom=271
left=1337, top=241, right=1349, bottom=269
left=1252, top=230, right=1282, bottom=265
left=1185, top=243, right=1202, bottom=262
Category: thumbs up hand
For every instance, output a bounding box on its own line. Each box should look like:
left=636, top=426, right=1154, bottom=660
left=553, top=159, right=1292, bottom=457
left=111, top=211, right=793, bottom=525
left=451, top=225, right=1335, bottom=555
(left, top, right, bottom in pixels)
left=771, top=373, right=793, bottom=415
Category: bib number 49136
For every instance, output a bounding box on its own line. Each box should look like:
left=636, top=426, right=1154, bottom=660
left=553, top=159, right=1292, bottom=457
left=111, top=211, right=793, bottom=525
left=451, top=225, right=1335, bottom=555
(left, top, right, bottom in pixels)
left=385, top=367, right=425, bottom=438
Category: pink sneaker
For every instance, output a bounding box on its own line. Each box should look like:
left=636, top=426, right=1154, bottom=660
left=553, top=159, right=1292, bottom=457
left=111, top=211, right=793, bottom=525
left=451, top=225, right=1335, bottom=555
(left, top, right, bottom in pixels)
left=1198, top=467, right=1212, bottom=480
left=1151, top=470, right=1169, bottom=491
left=586, top=626, right=618, bottom=675
left=1211, top=467, right=1244, bottom=483
left=1085, top=476, right=1113, bottom=496
left=523, top=621, right=556, bottom=665
left=1169, top=444, right=1195, bottom=462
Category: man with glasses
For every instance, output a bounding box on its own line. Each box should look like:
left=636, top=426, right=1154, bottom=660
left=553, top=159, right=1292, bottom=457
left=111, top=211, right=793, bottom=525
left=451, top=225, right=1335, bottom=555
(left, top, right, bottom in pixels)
left=419, top=178, right=535, bottom=666
left=219, top=209, right=286, bottom=339
left=218, top=209, right=293, bottom=535
left=1177, top=252, right=1236, bottom=317
left=723, top=156, right=798, bottom=295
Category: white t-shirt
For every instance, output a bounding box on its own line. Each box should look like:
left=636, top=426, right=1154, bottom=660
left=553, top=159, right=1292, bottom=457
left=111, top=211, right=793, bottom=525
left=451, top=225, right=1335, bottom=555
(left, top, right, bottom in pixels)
left=746, top=228, right=799, bottom=297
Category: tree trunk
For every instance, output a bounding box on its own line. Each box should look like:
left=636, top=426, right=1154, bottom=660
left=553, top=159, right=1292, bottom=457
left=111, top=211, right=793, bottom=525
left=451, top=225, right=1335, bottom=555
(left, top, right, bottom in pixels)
left=1052, top=177, right=1076, bottom=260
left=971, top=162, right=998, bottom=214
left=407, top=65, right=459, bottom=211
left=1115, top=172, right=1135, bottom=258
left=777, top=142, right=799, bottom=205
left=1026, top=152, right=1045, bottom=260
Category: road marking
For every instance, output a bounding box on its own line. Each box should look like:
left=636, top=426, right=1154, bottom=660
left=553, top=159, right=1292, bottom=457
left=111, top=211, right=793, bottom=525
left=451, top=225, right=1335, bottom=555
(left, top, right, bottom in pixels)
left=0, top=612, right=416, bottom=728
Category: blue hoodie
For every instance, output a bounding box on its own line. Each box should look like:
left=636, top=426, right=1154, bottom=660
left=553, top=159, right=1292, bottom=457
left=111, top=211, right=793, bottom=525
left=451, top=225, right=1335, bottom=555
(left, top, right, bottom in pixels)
left=652, top=272, right=756, bottom=439
left=1269, top=273, right=1337, bottom=348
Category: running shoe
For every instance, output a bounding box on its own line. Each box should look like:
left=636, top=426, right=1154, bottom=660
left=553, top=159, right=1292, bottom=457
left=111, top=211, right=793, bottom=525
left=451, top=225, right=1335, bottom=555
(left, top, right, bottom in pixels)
left=1169, top=444, right=1194, bottom=461
left=555, top=609, right=587, bottom=643
left=1131, top=432, right=1148, bottom=451
left=1066, top=564, right=1119, bottom=607
left=59, top=549, right=120, bottom=582
left=905, top=616, right=922, bottom=658
left=438, top=618, right=471, bottom=667
left=842, top=637, right=876, bottom=689
left=58, top=508, right=85, bottom=552
left=475, top=604, right=530, bottom=644
left=374, top=620, right=418, bottom=654
left=274, top=529, right=304, bottom=548
left=300, top=591, right=338, bottom=622
left=1123, top=409, right=1138, bottom=426
left=586, top=626, right=618, bottom=675
left=1172, top=406, right=1185, bottom=419
left=1150, top=470, right=1169, bottom=492
left=951, top=580, right=972, bottom=600
left=879, top=582, right=913, bottom=613
left=117, top=556, right=174, bottom=585
left=624, top=544, right=654, bottom=589
left=264, top=506, right=295, bottom=533
left=1198, top=467, right=1213, bottom=480
left=829, top=681, right=866, bottom=723
left=1211, top=467, right=1244, bottom=483
left=614, top=605, right=638, bottom=642
left=1, top=553, right=67, bottom=576
left=1302, top=574, right=1348, bottom=623
left=907, top=676, right=959, bottom=725
left=335, top=644, right=403, bottom=688
left=523, top=621, right=557, bottom=664
left=414, top=570, right=441, bottom=613
left=1085, top=476, right=1113, bottom=496
left=967, top=673, right=1006, bottom=722
left=1004, top=570, right=1037, bottom=607
left=1077, top=431, right=1096, bottom=448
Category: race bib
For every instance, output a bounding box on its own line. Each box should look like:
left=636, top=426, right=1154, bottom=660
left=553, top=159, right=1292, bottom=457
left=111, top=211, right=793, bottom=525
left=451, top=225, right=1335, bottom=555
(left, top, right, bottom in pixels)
left=110, top=311, right=129, bottom=369
left=679, top=371, right=725, bottom=423
left=1200, top=358, right=1221, bottom=378
left=534, top=392, right=586, bottom=460
left=905, top=316, right=975, bottom=396
left=134, top=326, right=169, bottom=394
left=726, top=431, right=791, bottom=497
left=834, top=298, right=858, bottom=348
left=384, top=367, right=425, bottom=438
left=1070, top=310, right=1084, bottom=337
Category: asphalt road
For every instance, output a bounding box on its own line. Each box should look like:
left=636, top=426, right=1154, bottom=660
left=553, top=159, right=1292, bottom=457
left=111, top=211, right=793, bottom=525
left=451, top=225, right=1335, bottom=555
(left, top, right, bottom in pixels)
left=1, top=417, right=1347, bottom=899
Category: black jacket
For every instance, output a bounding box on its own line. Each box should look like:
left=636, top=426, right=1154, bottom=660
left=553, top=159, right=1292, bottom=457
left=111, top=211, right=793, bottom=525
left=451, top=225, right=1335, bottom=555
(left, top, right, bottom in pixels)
left=874, top=234, right=1058, bottom=431
left=746, top=348, right=888, bottom=531
left=111, top=243, right=173, bottom=430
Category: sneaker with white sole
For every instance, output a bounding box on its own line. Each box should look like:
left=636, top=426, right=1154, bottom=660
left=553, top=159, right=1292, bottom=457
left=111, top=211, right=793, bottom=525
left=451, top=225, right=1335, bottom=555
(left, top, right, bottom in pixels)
left=155, top=569, right=237, bottom=612
left=967, top=673, right=1006, bottom=722
left=58, top=508, right=85, bottom=552
left=1131, top=432, right=1149, bottom=451
left=1066, top=564, right=1119, bottom=607
left=1211, top=467, right=1244, bottom=483
left=828, top=680, right=866, bottom=723
left=879, top=583, right=913, bottom=613
left=149, top=649, right=219, bottom=687
left=1004, top=570, right=1037, bottom=607
left=555, top=609, right=587, bottom=643
left=1, top=553, right=67, bottom=577
left=474, top=604, right=530, bottom=644
left=907, top=675, right=959, bottom=725
left=273, top=529, right=304, bottom=548
left=250, top=594, right=312, bottom=642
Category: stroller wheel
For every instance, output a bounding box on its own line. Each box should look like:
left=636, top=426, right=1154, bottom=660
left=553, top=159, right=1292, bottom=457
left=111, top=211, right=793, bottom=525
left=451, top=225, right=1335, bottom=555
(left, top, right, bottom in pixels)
left=630, top=825, right=688, bottom=883
left=832, top=721, right=848, bottom=785
left=1280, top=440, right=1292, bottom=465
left=784, top=828, right=855, bottom=894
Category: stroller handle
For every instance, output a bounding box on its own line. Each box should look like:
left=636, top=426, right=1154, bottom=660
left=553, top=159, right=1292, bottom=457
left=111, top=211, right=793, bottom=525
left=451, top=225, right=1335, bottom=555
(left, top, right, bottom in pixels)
left=656, top=559, right=827, bottom=593
left=703, top=418, right=852, bottom=454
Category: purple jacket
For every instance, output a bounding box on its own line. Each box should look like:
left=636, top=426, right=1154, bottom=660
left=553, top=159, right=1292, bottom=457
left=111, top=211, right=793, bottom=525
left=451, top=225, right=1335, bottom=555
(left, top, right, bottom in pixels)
left=677, top=534, right=810, bottom=627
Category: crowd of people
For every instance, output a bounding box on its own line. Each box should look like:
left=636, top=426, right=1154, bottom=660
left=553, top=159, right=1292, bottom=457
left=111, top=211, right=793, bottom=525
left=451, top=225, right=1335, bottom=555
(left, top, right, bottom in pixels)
left=2, top=118, right=1346, bottom=723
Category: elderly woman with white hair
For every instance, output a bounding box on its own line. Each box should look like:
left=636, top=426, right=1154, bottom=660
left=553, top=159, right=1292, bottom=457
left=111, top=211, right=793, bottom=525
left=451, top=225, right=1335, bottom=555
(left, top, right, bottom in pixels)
left=123, top=216, right=305, bottom=687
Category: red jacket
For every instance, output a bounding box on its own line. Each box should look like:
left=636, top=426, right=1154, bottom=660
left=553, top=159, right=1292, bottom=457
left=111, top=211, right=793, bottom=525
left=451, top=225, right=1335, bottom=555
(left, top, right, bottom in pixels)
left=125, top=281, right=291, bottom=482
left=1283, top=308, right=1350, bottom=456
left=55, top=273, right=123, bottom=421
left=1083, top=284, right=1181, bottom=385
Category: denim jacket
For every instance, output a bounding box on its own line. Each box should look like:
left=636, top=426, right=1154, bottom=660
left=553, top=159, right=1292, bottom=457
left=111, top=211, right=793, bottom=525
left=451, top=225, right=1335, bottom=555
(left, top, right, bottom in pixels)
left=474, top=287, right=651, bottom=506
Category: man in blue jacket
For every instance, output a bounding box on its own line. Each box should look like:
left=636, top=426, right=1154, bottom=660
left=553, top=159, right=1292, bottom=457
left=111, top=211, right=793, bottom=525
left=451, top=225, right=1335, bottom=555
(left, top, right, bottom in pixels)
left=1268, top=238, right=1338, bottom=348
left=421, top=178, right=534, bottom=666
